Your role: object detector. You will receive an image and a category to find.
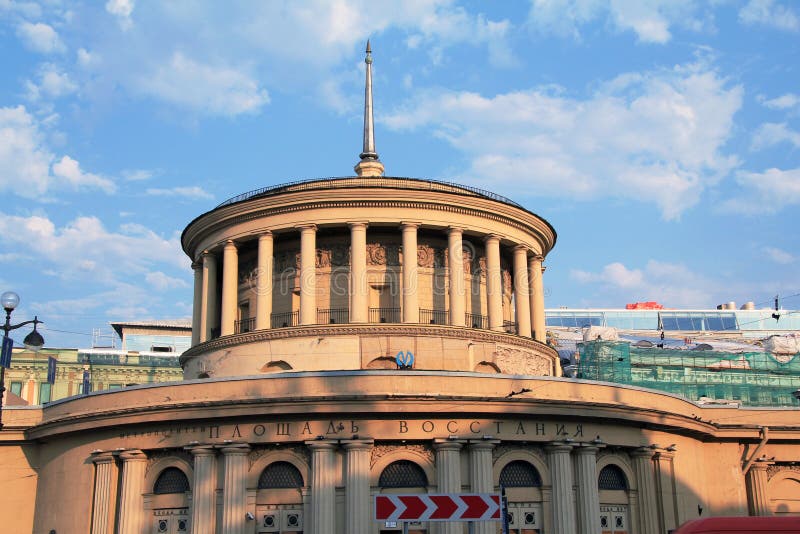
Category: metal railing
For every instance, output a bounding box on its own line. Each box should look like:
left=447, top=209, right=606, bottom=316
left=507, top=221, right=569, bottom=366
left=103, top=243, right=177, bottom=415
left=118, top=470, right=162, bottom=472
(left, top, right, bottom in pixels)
left=503, top=320, right=518, bottom=334
left=466, top=313, right=488, bottom=329
left=369, top=307, right=401, bottom=323
left=235, top=317, right=256, bottom=334
left=216, top=176, right=524, bottom=210
left=420, top=308, right=448, bottom=325
left=317, top=308, right=349, bottom=324
left=270, top=311, right=299, bottom=328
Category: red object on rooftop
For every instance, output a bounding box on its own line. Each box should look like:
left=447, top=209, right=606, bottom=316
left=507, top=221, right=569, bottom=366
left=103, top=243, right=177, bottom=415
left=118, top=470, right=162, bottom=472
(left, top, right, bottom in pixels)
left=625, top=301, right=664, bottom=310
left=672, top=516, right=800, bottom=533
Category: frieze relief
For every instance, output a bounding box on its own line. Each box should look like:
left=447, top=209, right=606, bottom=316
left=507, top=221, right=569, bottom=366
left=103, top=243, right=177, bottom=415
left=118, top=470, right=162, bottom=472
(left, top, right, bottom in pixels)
left=367, top=244, right=401, bottom=266
left=767, top=465, right=800, bottom=479
left=495, top=345, right=553, bottom=376
left=371, top=442, right=434, bottom=468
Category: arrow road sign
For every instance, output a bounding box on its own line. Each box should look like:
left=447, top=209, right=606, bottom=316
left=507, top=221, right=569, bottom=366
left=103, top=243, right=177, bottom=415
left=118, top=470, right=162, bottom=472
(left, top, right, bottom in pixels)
left=375, top=494, right=501, bottom=522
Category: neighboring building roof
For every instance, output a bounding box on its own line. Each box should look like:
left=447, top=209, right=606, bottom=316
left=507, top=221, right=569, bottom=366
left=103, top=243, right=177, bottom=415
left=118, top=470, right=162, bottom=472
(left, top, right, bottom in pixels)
left=110, top=319, right=192, bottom=338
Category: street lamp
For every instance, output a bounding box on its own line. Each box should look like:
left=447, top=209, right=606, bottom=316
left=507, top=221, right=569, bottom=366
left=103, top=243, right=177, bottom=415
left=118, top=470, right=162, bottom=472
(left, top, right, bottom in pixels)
left=1, top=291, right=45, bottom=430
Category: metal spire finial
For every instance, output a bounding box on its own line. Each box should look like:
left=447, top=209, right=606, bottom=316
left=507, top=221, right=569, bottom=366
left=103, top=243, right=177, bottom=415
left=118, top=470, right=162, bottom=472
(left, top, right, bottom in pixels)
left=359, top=39, right=378, bottom=163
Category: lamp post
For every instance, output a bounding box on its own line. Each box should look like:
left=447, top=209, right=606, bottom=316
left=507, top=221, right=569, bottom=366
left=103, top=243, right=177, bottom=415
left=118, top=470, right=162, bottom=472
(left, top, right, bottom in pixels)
left=1, top=291, right=45, bottom=430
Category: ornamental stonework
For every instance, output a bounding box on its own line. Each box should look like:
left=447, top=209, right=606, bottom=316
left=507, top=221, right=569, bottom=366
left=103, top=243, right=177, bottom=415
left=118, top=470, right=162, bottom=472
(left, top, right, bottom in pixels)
left=495, top=345, right=553, bottom=376
left=767, top=465, right=800, bottom=479
left=492, top=444, right=547, bottom=466
left=146, top=449, right=192, bottom=474
left=370, top=442, right=434, bottom=468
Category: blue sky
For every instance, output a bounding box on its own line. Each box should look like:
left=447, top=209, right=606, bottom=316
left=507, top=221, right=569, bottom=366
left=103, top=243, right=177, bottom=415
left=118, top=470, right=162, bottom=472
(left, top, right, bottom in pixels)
left=1, top=0, right=799, bottom=348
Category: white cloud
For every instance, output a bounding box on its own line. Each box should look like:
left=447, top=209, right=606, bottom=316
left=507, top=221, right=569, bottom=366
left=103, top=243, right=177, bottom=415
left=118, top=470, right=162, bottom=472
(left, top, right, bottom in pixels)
left=722, top=167, right=800, bottom=214
left=145, top=186, right=213, bottom=200
left=384, top=60, right=742, bottom=219
left=0, top=105, right=115, bottom=197
left=122, top=169, right=154, bottom=181
left=146, top=271, right=188, bottom=290
left=751, top=122, right=800, bottom=150
left=570, top=259, right=716, bottom=307
left=76, top=48, right=100, bottom=69
left=0, top=213, right=188, bottom=285
left=52, top=156, right=116, bottom=193
left=760, top=93, right=800, bottom=111
left=527, top=0, right=706, bottom=43
left=136, top=52, right=269, bottom=116
left=105, top=0, right=134, bottom=29
left=739, top=0, right=799, bottom=31
left=24, top=63, right=78, bottom=101
left=16, top=21, right=66, bottom=54
left=764, top=247, right=795, bottom=264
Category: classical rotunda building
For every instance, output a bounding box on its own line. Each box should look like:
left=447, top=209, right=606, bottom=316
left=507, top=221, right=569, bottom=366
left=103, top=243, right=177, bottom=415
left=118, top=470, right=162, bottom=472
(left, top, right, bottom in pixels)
left=2, top=44, right=799, bottom=534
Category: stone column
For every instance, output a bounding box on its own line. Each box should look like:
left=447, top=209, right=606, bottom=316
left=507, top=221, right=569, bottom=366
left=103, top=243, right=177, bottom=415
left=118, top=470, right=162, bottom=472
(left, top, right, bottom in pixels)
left=201, top=251, right=218, bottom=342
left=747, top=459, right=773, bottom=516
left=469, top=441, right=497, bottom=534
left=435, top=440, right=463, bottom=534
left=654, top=449, right=678, bottom=533
left=401, top=222, right=420, bottom=323
left=546, top=442, right=576, bottom=534
left=191, top=262, right=203, bottom=346
left=117, top=449, right=147, bottom=534
left=307, top=440, right=337, bottom=534
left=343, top=439, right=373, bottom=534
left=529, top=255, right=546, bottom=342
left=221, top=443, right=250, bottom=534
left=299, top=225, right=317, bottom=325
left=448, top=227, right=465, bottom=327
left=90, top=451, right=116, bottom=534
left=255, top=232, right=273, bottom=331
left=631, top=448, right=659, bottom=534
left=220, top=240, right=239, bottom=336
left=349, top=222, right=369, bottom=323
left=484, top=235, right=503, bottom=331
left=574, top=445, right=601, bottom=534
left=513, top=245, right=531, bottom=337
left=188, top=445, right=217, bottom=534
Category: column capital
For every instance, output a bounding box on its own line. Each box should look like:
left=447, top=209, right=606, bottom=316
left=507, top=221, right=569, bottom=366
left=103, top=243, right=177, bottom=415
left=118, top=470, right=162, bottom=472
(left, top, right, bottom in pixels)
left=259, top=230, right=273, bottom=238
left=514, top=244, right=530, bottom=254
left=192, top=261, right=202, bottom=270
left=348, top=221, right=369, bottom=229
left=90, top=450, right=116, bottom=464
left=433, top=439, right=464, bottom=451
left=401, top=221, right=422, bottom=229
left=545, top=441, right=575, bottom=454
left=750, top=458, right=775, bottom=470
left=341, top=439, right=374, bottom=451
left=219, top=442, right=250, bottom=455
left=224, top=239, right=237, bottom=248
left=573, top=444, right=602, bottom=456
left=630, top=447, right=656, bottom=459
left=484, top=234, right=502, bottom=244
left=305, top=439, right=339, bottom=451
left=468, top=439, right=500, bottom=451
left=654, top=449, right=675, bottom=461
left=447, top=226, right=464, bottom=235
left=118, top=449, right=147, bottom=462
left=185, top=443, right=217, bottom=457
left=298, top=223, right=318, bottom=232
left=202, top=249, right=214, bottom=258
left=530, top=254, right=544, bottom=263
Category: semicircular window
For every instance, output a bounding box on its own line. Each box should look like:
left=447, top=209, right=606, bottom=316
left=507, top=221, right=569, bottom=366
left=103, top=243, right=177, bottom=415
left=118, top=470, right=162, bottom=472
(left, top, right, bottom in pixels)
left=154, top=467, right=190, bottom=494
left=499, top=460, right=542, bottom=487
left=258, top=461, right=304, bottom=489
left=379, top=460, right=428, bottom=488
left=598, top=465, right=628, bottom=491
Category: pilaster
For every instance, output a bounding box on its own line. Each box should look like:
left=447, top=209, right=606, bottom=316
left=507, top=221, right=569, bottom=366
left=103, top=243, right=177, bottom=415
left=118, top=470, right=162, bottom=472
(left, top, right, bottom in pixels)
left=574, top=444, right=601, bottom=534
left=187, top=444, right=218, bottom=534
left=117, top=449, right=147, bottom=534
left=343, top=439, right=373, bottom=534
left=307, top=440, right=338, bottom=534
left=631, top=447, right=659, bottom=534
left=90, top=451, right=116, bottom=534
left=221, top=443, right=250, bottom=534
left=435, top=439, right=463, bottom=534
left=747, top=458, right=773, bottom=516
left=546, top=441, right=576, bottom=534
left=469, top=440, right=498, bottom=534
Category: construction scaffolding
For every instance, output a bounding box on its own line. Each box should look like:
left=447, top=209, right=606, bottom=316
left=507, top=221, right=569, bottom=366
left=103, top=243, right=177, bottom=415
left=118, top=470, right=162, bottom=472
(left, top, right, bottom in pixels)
left=576, top=341, right=800, bottom=407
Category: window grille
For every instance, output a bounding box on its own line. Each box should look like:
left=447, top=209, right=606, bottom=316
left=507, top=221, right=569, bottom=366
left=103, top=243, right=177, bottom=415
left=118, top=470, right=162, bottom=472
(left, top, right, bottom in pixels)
left=153, top=467, right=190, bottom=494
left=499, top=460, right=542, bottom=487
left=598, top=465, right=628, bottom=490
left=257, top=461, right=304, bottom=489
left=378, top=460, right=428, bottom=488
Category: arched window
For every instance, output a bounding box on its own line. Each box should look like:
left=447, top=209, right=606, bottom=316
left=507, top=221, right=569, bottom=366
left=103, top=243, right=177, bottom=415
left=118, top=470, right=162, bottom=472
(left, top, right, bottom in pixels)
left=153, top=467, right=190, bottom=494
left=379, top=460, right=428, bottom=488
left=598, top=465, right=628, bottom=491
left=499, top=460, right=542, bottom=487
left=258, top=461, right=304, bottom=489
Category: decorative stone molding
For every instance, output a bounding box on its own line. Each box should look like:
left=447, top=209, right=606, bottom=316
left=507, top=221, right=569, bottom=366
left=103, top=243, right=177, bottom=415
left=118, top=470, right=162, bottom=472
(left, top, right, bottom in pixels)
left=146, top=449, right=192, bottom=473
left=767, top=464, right=800, bottom=480
left=495, top=345, right=554, bottom=376
left=370, top=442, right=434, bottom=468
left=492, top=444, right=547, bottom=465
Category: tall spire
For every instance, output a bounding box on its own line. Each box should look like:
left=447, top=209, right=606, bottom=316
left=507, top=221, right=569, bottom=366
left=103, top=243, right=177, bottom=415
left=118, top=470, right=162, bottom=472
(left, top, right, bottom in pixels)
left=355, top=39, right=384, bottom=177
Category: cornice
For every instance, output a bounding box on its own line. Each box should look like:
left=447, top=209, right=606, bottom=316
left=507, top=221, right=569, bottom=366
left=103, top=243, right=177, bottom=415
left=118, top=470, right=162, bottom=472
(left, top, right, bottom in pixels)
left=179, top=323, right=559, bottom=365
left=183, top=196, right=556, bottom=260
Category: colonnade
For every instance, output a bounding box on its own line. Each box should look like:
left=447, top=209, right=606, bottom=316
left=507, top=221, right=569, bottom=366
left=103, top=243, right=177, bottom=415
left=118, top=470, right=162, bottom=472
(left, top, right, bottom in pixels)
left=190, top=224, right=548, bottom=346
left=88, top=438, right=684, bottom=534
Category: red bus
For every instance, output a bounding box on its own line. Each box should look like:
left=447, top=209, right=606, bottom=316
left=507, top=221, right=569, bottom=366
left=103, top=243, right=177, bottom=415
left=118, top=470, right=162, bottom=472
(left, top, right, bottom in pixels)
left=672, top=516, right=800, bottom=533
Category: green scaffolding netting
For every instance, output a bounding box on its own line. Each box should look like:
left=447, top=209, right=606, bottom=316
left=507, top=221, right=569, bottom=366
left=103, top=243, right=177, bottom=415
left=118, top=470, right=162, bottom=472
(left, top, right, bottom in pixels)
left=576, top=341, right=800, bottom=407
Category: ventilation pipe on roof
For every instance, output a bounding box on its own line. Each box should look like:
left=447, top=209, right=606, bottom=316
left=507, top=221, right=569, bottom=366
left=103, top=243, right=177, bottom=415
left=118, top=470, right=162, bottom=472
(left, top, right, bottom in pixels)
left=742, top=427, right=770, bottom=474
